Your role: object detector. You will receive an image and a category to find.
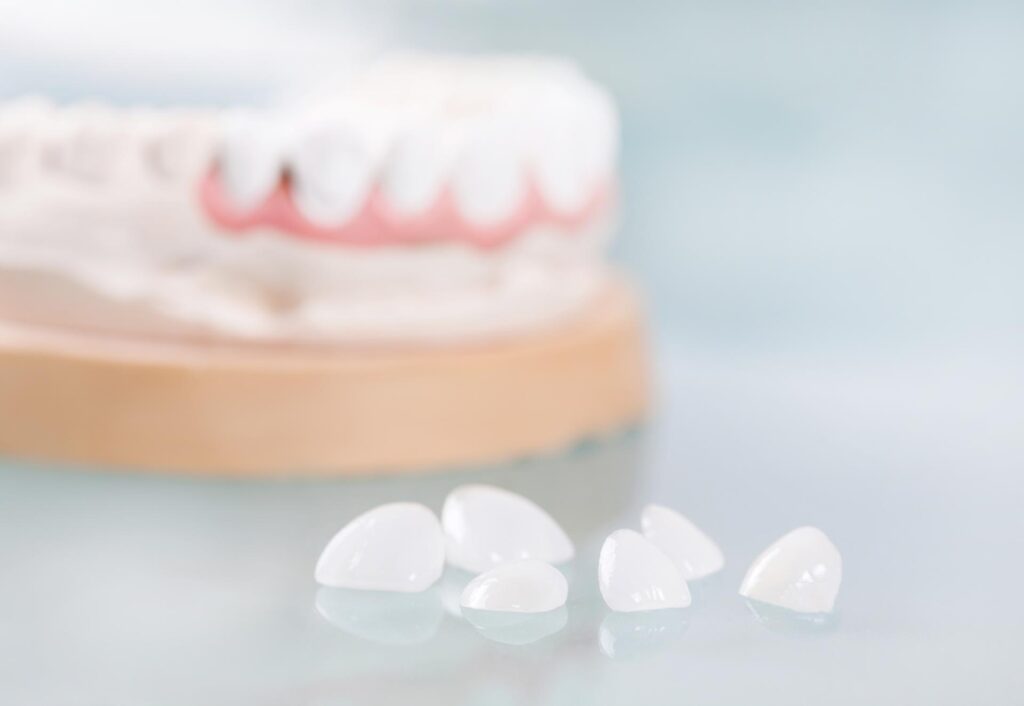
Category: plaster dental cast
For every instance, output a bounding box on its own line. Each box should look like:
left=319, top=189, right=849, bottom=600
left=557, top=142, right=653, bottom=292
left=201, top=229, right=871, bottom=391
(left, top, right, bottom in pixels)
left=0, top=56, right=617, bottom=343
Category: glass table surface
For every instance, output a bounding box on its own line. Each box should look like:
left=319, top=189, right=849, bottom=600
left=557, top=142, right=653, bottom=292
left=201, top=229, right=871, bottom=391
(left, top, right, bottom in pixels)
left=1, top=342, right=1021, bottom=705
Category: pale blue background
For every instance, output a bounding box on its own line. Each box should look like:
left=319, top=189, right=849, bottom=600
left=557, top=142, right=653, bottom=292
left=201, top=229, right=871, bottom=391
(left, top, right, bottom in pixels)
left=1, top=2, right=1022, bottom=704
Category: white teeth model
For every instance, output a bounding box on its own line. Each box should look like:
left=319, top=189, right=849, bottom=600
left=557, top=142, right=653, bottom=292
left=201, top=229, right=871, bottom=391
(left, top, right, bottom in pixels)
left=460, top=559, right=568, bottom=613
left=598, top=529, right=692, bottom=612
left=288, top=123, right=374, bottom=225
left=739, top=526, right=842, bottom=614
left=451, top=117, right=526, bottom=227
left=576, top=82, right=619, bottom=180
left=641, top=504, right=725, bottom=580
left=218, top=111, right=283, bottom=209
left=442, top=484, right=574, bottom=573
left=207, top=58, right=616, bottom=229
left=529, top=85, right=604, bottom=213
left=382, top=121, right=454, bottom=217
left=315, top=502, right=445, bottom=592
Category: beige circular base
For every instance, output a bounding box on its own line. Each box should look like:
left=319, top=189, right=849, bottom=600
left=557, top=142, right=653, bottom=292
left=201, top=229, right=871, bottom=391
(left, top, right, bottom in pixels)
left=0, top=278, right=649, bottom=476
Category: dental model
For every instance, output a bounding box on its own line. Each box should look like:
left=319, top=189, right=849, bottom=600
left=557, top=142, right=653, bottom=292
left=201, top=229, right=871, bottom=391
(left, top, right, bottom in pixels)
left=460, top=559, right=568, bottom=613
left=738, top=526, right=842, bottom=614
left=443, top=484, right=575, bottom=573
left=0, top=57, right=616, bottom=343
left=598, top=529, right=692, bottom=612
left=315, top=502, right=445, bottom=592
left=0, top=55, right=649, bottom=476
left=641, top=504, right=724, bottom=580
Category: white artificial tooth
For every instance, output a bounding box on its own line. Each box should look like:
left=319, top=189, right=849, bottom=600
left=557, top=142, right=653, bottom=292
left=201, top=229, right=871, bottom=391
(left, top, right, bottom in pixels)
left=451, top=117, right=526, bottom=227
left=315, top=502, right=445, bottom=593
left=529, top=87, right=597, bottom=213
left=381, top=121, right=454, bottom=216
left=217, top=111, right=283, bottom=209
left=641, top=504, right=725, bottom=580
left=576, top=81, right=619, bottom=179
left=528, top=75, right=618, bottom=213
left=288, top=123, right=374, bottom=226
left=442, top=484, right=574, bottom=574
left=739, top=526, right=842, bottom=614
left=598, top=529, right=691, bottom=612
left=460, top=559, right=568, bottom=613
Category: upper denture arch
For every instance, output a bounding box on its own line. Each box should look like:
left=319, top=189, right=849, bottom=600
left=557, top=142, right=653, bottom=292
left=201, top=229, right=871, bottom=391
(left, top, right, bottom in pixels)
left=202, top=54, right=619, bottom=249
left=199, top=168, right=614, bottom=249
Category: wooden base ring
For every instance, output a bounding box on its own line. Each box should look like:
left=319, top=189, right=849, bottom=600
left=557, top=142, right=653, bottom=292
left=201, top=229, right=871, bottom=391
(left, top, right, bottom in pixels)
left=0, top=276, right=649, bottom=476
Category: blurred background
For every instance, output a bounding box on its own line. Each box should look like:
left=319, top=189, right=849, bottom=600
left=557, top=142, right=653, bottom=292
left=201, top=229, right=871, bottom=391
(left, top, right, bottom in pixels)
left=2, top=2, right=1023, bottom=704
left=4, top=0, right=1021, bottom=353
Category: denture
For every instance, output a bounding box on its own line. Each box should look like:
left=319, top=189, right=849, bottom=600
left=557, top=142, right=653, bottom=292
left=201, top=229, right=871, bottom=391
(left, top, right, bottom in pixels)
left=0, top=56, right=620, bottom=343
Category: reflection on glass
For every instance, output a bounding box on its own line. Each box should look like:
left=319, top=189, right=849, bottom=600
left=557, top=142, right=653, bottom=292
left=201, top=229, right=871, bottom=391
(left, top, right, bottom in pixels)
left=438, top=568, right=474, bottom=618
left=744, top=599, right=839, bottom=636
left=315, top=586, right=444, bottom=646
left=598, top=609, right=689, bottom=659
left=462, top=606, right=569, bottom=646
left=685, top=571, right=725, bottom=606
